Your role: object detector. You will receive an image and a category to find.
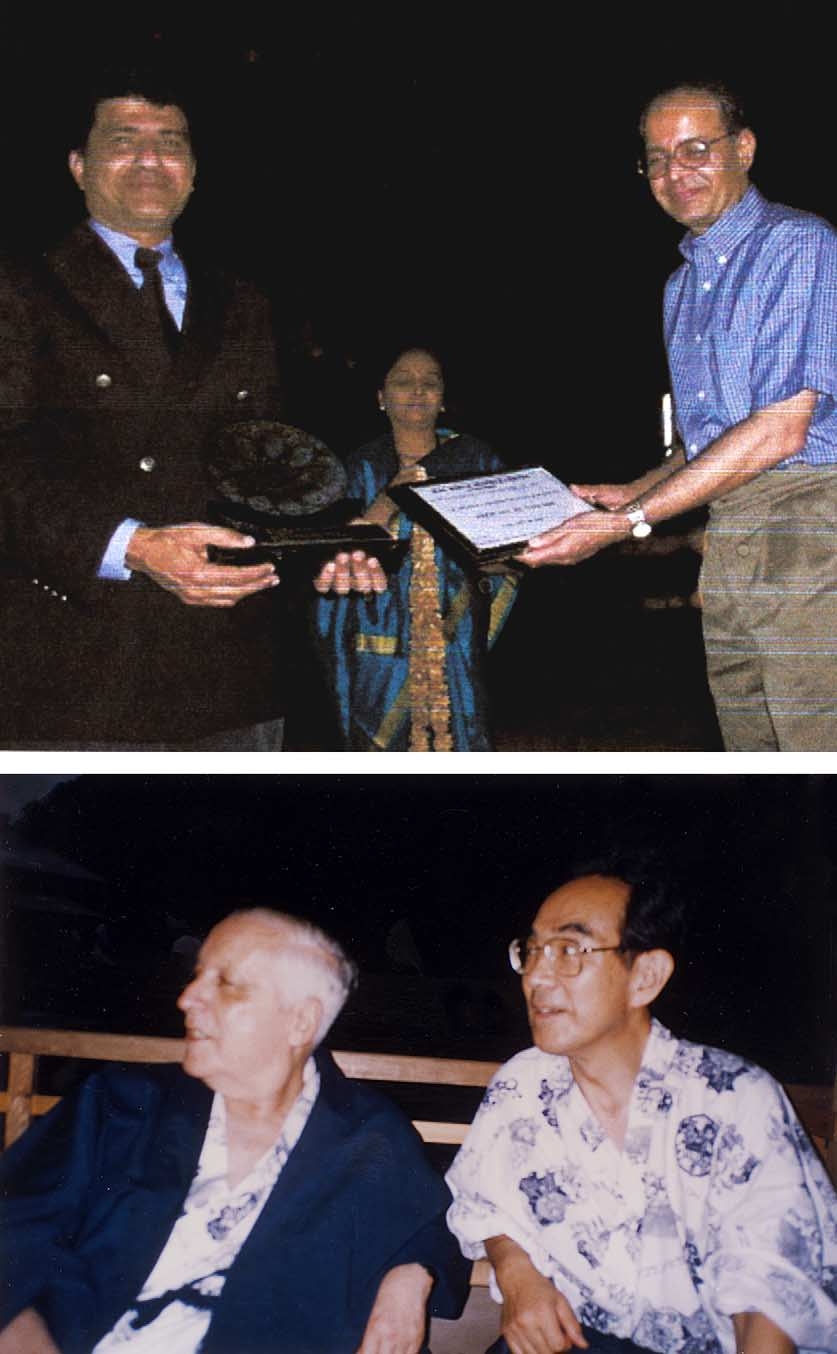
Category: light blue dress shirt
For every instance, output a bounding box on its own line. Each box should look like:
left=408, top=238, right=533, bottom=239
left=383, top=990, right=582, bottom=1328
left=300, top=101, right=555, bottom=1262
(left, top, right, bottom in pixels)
left=90, top=219, right=188, bottom=328
left=664, top=185, right=837, bottom=468
left=91, top=220, right=188, bottom=580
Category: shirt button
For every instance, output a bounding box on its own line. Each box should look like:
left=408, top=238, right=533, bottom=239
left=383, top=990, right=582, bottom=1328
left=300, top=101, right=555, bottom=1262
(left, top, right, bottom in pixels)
left=689, top=443, right=698, bottom=453
left=139, top=456, right=157, bottom=473
left=235, top=389, right=249, bottom=402
left=702, top=281, right=712, bottom=291
left=718, top=254, right=727, bottom=264
left=737, top=544, right=750, bottom=558
left=697, top=391, right=705, bottom=401
left=695, top=334, right=702, bottom=342
left=95, top=373, right=112, bottom=389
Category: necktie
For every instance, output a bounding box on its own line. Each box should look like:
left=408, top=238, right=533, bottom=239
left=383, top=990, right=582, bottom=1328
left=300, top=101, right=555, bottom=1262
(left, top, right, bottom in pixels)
left=134, top=247, right=179, bottom=356
left=404, top=463, right=454, bottom=752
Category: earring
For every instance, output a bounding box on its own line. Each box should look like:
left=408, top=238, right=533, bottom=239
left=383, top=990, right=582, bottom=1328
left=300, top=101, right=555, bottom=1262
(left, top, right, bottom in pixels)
left=378, top=403, right=386, bottom=412
left=440, top=405, right=445, bottom=412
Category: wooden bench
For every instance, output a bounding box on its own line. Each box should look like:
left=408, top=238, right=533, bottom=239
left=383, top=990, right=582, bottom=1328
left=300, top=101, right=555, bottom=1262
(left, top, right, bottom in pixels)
left=2, top=1024, right=834, bottom=1300
left=0, top=1026, right=503, bottom=1289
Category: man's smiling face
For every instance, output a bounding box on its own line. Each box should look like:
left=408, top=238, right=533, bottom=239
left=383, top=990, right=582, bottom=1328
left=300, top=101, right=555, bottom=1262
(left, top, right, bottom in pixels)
left=644, top=90, right=754, bottom=235
left=68, top=97, right=195, bottom=245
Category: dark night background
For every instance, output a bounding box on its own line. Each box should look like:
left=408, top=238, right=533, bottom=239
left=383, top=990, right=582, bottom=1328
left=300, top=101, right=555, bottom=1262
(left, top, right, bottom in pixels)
left=2, top=18, right=835, bottom=749
left=3, top=15, right=834, bottom=469
left=1, top=775, right=835, bottom=1100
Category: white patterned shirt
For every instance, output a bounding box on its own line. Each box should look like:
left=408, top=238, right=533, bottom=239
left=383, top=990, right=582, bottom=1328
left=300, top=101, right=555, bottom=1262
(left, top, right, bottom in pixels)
left=94, top=1058, right=320, bottom=1354
left=446, top=1020, right=837, bottom=1353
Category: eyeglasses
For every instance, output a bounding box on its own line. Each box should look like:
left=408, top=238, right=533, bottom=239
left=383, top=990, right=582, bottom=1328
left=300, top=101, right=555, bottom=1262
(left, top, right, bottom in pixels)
left=637, top=132, right=736, bottom=180
left=508, top=935, right=627, bottom=977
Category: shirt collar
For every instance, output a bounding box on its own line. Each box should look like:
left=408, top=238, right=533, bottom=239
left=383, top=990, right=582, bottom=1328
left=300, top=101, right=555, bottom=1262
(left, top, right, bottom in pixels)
left=678, top=183, right=765, bottom=264
left=89, top=218, right=178, bottom=276
left=639, top=1016, right=677, bottom=1078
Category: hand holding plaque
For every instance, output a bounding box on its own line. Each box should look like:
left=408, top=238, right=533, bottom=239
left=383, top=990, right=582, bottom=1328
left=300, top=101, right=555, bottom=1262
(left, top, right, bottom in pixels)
left=389, top=466, right=593, bottom=568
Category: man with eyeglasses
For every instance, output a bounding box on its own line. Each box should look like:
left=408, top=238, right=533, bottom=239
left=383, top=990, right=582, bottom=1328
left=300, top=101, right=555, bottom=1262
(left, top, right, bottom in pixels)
left=517, top=82, right=837, bottom=752
left=446, top=862, right=837, bottom=1353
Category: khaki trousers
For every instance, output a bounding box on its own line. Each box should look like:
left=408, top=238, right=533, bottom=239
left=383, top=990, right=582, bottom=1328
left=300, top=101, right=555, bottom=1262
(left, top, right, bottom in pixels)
left=700, top=467, right=837, bottom=751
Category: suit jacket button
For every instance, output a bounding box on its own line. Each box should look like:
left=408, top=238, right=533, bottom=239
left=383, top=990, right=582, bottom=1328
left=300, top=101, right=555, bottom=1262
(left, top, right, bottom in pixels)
left=95, top=372, right=112, bottom=389
left=139, top=456, right=157, bottom=473
left=235, top=389, right=249, bottom=401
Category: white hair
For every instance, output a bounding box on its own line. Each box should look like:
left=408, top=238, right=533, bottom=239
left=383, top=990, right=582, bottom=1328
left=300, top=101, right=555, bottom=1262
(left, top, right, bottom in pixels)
left=231, top=908, right=357, bottom=1046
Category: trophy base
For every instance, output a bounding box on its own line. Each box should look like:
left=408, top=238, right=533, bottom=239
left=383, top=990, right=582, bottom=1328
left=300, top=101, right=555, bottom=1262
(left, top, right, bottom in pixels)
left=206, top=502, right=409, bottom=571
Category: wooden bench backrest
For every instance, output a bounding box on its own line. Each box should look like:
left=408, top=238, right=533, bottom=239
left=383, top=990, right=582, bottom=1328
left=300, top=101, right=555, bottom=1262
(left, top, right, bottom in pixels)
left=0, top=1027, right=502, bottom=1285
left=2, top=1024, right=834, bottom=1292
left=0, top=1026, right=500, bottom=1149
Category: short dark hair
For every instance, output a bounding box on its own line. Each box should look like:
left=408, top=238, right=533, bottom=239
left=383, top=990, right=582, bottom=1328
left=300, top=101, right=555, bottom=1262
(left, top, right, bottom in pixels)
left=639, top=80, right=748, bottom=141
left=70, top=62, right=194, bottom=153
left=567, top=853, right=686, bottom=964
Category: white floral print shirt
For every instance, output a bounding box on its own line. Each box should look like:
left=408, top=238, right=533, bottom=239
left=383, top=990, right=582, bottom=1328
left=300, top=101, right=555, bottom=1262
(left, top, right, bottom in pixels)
left=446, top=1020, right=837, bottom=1353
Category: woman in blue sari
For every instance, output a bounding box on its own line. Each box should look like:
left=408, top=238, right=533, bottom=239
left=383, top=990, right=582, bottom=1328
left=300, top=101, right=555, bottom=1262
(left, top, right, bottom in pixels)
left=315, top=348, right=518, bottom=751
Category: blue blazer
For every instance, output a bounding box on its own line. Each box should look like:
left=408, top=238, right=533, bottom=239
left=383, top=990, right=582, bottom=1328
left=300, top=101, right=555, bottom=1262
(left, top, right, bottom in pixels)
left=0, top=1049, right=470, bottom=1352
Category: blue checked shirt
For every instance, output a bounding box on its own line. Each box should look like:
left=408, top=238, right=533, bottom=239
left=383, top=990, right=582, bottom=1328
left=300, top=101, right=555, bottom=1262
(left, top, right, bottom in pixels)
left=664, top=185, right=837, bottom=467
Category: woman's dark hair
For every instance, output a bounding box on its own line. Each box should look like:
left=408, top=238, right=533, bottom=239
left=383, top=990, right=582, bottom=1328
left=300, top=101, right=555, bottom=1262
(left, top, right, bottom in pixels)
left=568, top=853, right=686, bottom=964
left=379, top=345, right=445, bottom=388
left=639, top=80, right=747, bottom=140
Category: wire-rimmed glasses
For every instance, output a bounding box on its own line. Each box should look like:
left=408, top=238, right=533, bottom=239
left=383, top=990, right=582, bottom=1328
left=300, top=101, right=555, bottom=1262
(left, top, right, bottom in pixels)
left=637, top=132, right=736, bottom=180
left=508, top=935, right=626, bottom=977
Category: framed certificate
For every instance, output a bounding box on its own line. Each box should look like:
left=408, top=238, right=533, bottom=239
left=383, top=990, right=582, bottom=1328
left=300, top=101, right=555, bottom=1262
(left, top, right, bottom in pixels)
left=390, top=466, right=593, bottom=565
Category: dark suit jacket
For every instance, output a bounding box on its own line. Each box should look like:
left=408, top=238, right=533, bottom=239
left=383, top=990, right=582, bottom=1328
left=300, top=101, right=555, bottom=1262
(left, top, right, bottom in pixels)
left=0, top=224, right=287, bottom=744
left=0, top=1049, right=470, bottom=1353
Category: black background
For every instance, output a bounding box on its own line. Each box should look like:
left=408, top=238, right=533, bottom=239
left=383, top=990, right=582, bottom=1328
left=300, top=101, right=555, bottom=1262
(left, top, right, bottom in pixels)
left=3, top=14, right=835, bottom=474
left=2, top=774, right=834, bottom=1087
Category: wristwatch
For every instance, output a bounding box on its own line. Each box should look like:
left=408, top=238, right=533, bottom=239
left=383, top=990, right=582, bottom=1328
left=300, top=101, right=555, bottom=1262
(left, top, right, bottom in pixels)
left=625, top=502, right=652, bottom=539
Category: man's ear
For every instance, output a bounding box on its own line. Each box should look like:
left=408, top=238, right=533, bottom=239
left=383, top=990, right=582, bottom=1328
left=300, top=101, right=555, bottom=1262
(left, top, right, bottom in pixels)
left=736, top=128, right=756, bottom=173
left=628, top=949, right=675, bottom=1010
left=288, top=996, right=322, bottom=1050
left=68, top=150, right=85, bottom=191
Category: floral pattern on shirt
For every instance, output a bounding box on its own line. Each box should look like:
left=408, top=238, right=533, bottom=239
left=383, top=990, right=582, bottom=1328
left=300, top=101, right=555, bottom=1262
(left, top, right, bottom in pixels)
left=94, top=1059, right=320, bottom=1353
left=446, top=1019, right=837, bottom=1354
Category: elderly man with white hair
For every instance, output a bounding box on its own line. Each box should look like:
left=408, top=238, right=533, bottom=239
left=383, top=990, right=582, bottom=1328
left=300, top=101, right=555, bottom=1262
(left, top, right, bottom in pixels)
left=0, top=909, right=469, bottom=1353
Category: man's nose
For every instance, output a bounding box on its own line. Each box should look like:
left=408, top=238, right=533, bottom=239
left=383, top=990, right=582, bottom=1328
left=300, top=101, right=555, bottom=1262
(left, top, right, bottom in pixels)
left=177, top=974, right=203, bottom=1009
left=525, top=951, right=558, bottom=984
left=134, top=140, right=164, bottom=166
left=664, top=154, right=689, bottom=181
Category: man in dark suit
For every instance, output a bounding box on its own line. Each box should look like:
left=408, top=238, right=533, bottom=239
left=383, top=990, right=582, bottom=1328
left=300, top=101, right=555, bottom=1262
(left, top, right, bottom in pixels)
left=0, top=72, right=386, bottom=749
left=0, top=909, right=469, bottom=1353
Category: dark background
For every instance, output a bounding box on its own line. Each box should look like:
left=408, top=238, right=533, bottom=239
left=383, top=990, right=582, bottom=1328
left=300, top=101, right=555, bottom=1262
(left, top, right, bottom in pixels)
left=3, top=14, right=835, bottom=470
left=2, top=774, right=835, bottom=1090
left=2, top=17, right=834, bottom=749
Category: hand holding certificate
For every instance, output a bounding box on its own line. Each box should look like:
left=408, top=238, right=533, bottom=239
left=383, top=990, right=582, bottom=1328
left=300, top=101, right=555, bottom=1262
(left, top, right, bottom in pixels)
left=389, top=466, right=594, bottom=566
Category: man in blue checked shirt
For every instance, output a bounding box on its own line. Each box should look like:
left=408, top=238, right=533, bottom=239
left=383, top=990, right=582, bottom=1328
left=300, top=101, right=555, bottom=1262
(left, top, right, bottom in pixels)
left=518, top=81, right=837, bottom=752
